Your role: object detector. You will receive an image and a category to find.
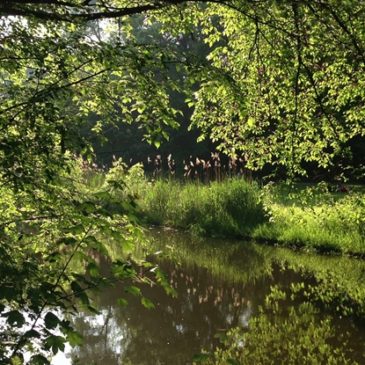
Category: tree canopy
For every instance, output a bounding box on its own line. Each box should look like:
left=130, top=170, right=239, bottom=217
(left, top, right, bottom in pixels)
left=1, top=0, right=365, bottom=177
left=1, top=0, right=365, bottom=363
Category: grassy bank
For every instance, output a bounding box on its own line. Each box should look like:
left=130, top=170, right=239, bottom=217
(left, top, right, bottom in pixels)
left=253, top=183, right=365, bottom=255
left=133, top=176, right=365, bottom=256
left=84, top=161, right=365, bottom=256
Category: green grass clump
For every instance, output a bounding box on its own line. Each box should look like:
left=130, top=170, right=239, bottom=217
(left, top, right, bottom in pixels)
left=140, top=178, right=266, bottom=238
left=136, top=176, right=365, bottom=254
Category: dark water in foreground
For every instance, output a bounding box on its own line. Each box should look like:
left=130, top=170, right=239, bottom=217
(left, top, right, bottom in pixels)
left=52, top=229, right=365, bottom=364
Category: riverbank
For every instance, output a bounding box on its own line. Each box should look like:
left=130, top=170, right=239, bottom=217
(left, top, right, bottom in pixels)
left=60, top=161, right=365, bottom=364
left=86, top=161, right=364, bottom=256
left=133, top=177, right=365, bottom=256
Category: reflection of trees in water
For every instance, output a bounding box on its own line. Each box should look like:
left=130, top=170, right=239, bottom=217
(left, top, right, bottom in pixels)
left=67, top=230, right=365, bottom=364
left=69, top=257, right=273, bottom=365
left=71, top=307, right=127, bottom=364
left=202, top=301, right=365, bottom=365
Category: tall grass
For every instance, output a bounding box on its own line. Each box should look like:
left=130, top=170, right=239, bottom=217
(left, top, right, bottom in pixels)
left=137, top=177, right=364, bottom=254
left=82, top=161, right=365, bottom=255
left=139, top=178, right=266, bottom=238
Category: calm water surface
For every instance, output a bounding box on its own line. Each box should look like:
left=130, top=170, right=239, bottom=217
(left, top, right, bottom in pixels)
left=52, top=229, right=365, bottom=364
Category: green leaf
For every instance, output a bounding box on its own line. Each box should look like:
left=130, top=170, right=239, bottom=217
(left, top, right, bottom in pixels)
left=29, top=355, right=50, bottom=365
left=155, top=268, right=177, bottom=297
left=71, top=281, right=90, bottom=306
left=10, top=355, right=23, bottom=365
left=66, top=330, right=83, bottom=347
left=192, top=353, right=211, bottom=362
left=24, top=329, right=41, bottom=339
left=117, top=298, right=128, bottom=307
left=45, top=335, right=66, bottom=355
left=86, top=262, right=100, bottom=278
left=6, top=310, right=25, bottom=328
left=87, top=305, right=100, bottom=315
left=125, top=285, right=141, bottom=296
left=0, top=286, right=17, bottom=301
left=69, top=224, right=85, bottom=234
left=141, top=297, right=155, bottom=310
left=112, top=261, right=135, bottom=279
left=247, top=117, right=255, bottom=127
left=57, top=237, right=77, bottom=246
left=44, top=312, right=59, bottom=330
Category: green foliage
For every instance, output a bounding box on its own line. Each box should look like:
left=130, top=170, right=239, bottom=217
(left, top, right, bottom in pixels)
left=178, top=1, right=365, bottom=176
left=2, top=1, right=365, bottom=362
left=0, top=18, right=185, bottom=364
left=0, top=158, right=155, bottom=364
left=140, top=178, right=266, bottom=237
left=254, top=183, right=365, bottom=254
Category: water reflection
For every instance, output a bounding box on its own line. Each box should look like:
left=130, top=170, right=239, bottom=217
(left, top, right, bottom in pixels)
left=52, top=230, right=365, bottom=364
left=67, top=255, right=273, bottom=365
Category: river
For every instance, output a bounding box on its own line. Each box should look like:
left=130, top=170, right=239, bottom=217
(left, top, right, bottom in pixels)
left=52, top=228, right=365, bottom=364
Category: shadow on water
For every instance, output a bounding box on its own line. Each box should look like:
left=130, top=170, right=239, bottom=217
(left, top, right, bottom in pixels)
left=57, top=229, right=365, bottom=365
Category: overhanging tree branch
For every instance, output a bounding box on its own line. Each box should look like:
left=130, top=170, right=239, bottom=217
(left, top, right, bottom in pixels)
left=0, top=0, right=208, bottom=21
